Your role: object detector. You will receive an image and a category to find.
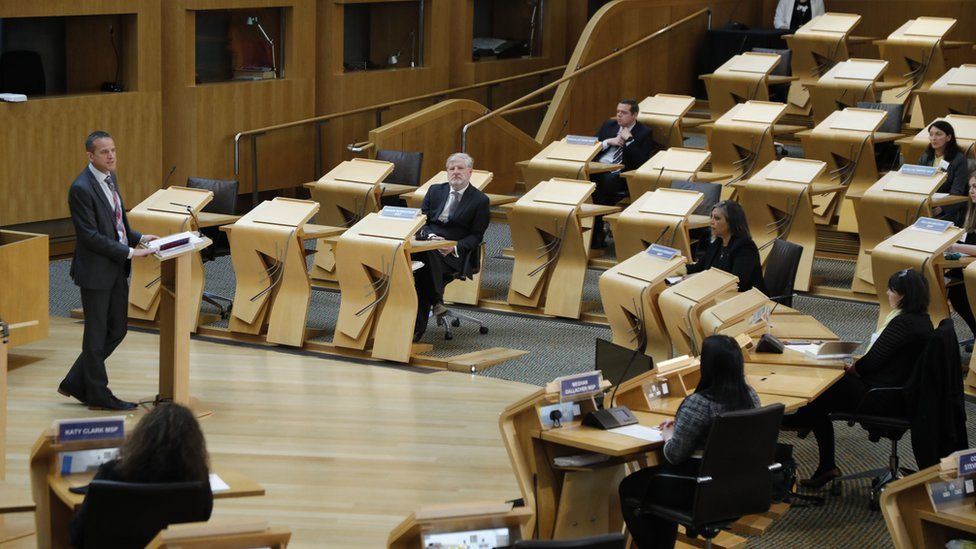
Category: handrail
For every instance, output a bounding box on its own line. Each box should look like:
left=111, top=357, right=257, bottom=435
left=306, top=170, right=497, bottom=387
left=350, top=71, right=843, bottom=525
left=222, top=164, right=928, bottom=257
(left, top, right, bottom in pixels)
left=460, top=8, right=711, bottom=152
left=233, top=64, right=565, bottom=175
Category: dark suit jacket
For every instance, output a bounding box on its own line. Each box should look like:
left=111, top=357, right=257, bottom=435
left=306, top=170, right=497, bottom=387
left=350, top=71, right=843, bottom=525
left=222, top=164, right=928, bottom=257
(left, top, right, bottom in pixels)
left=918, top=150, right=969, bottom=224
left=419, top=182, right=491, bottom=275
left=596, top=119, right=655, bottom=172
left=686, top=235, right=766, bottom=292
left=68, top=167, right=142, bottom=290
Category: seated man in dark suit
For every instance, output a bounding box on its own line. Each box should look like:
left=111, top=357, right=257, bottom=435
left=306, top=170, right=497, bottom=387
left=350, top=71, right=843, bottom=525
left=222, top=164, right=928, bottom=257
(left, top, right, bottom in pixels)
left=591, top=99, right=655, bottom=248
left=413, top=153, right=491, bottom=340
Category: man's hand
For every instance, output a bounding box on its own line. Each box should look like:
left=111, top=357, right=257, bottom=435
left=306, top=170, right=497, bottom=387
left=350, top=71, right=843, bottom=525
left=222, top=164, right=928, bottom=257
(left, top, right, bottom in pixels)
left=438, top=246, right=454, bottom=256
left=618, top=127, right=632, bottom=142
left=605, top=136, right=625, bottom=148
left=132, top=247, right=155, bottom=257
left=143, top=235, right=159, bottom=243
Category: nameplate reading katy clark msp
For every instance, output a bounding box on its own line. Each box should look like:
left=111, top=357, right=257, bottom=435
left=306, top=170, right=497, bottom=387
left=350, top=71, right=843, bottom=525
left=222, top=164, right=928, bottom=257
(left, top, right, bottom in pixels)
left=912, top=217, right=952, bottom=234
left=959, top=449, right=976, bottom=477
left=899, top=164, right=939, bottom=177
left=559, top=372, right=602, bottom=401
left=647, top=244, right=680, bottom=261
left=55, top=416, right=126, bottom=443
left=380, top=206, right=421, bottom=220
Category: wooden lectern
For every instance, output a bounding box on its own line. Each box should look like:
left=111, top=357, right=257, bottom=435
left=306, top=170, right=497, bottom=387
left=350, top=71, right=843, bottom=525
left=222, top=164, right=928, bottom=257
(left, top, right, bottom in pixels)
left=699, top=288, right=771, bottom=340
left=658, top=268, right=740, bottom=356
left=127, top=187, right=213, bottom=329
left=851, top=169, right=951, bottom=295
left=701, top=52, right=782, bottom=120
left=917, top=64, right=976, bottom=122
left=636, top=94, right=697, bottom=149
left=706, top=101, right=786, bottom=192
left=332, top=212, right=450, bottom=363
left=599, top=252, right=686, bottom=361
left=870, top=223, right=963, bottom=327
left=621, top=147, right=712, bottom=198
left=228, top=198, right=329, bottom=347
left=518, top=137, right=608, bottom=193
left=798, top=107, right=891, bottom=231
left=507, top=178, right=611, bottom=319
left=307, top=158, right=396, bottom=283
left=0, top=230, right=48, bottom=347
left=783, top=13, right=862, bottom=115
left=877, top=17, right=958, bottom=127
left=734, top=158, right=835, bottom=292
left=611, top=188, right=703, bottom=261
left=388, top=503, right=532, bottom=549
left=898, top=114, right=976, bottom=164
left=806, top=58, right=890, bottom=124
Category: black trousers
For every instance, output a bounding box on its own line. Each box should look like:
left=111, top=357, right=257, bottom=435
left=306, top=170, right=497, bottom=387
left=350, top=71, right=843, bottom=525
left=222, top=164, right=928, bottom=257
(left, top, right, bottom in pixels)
left=61, top=271, right=129, bottom=405
left=413, top=249, right=463, bottom=335
left=619, top=461, right=698, bottom=549
left=590, top=171, right=627, bottom=245
left=947, top=277, right=976, bottom=338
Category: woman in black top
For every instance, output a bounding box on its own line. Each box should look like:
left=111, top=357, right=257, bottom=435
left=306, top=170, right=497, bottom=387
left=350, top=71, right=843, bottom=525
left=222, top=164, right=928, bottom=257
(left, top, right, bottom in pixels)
left=619, top=335, right=760, bottom=549
left=788, top=269, right=933, bottom=488
left=70, top=403, right=213, bottom=547
left=946, top=161, right=976, bottom=340
left=919, top=120, right=969, bottom=224
left=686, top=200, right=766, bottom=292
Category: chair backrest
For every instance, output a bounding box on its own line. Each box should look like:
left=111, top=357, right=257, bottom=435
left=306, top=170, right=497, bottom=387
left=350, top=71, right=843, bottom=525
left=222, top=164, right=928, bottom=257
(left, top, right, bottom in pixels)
left=856, top=102, right=904, bottom=133
left=513, top=533, right=625, bottom=549
left=763, top=239, right=803, bottom=306
left=670, top=179, right=721, bottom=216
left=751, top=47, right=791, bottom=77
left=692, top=403, right=784, bottom=526
left=376, top=149, right=424, bottom=186
left=83, top=479, right=213, bottom=549
left=186, top=177, right=239, bottom=215
left=0, top=50, right=45, bottom=96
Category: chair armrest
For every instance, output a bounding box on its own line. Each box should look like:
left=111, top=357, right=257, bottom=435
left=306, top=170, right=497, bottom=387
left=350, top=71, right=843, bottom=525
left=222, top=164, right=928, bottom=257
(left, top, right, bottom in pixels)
left=654, top=473, right=713, bottom=484
left=852, top=387, right=903, bottom=417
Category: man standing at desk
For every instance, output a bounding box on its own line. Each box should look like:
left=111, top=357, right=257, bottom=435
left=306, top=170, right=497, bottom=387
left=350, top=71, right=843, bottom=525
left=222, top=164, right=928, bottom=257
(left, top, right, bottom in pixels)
left=591, top=99, right=654, bottom=248
left=413, top=153, right=490, bottom=341
left=59, top=131, right=156, bottom=410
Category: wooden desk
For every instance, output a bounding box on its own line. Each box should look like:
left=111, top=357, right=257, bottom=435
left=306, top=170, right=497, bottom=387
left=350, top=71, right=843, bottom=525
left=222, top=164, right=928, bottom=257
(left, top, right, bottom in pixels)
left=745, top=363, right=843, bottom=401
left=196, top=212, right=240, bottom=228
left=767, top=314, right=838, bottom=341
left=540, top=412, right=670, bottom=457
left=882, top=464, right=976, bottom=549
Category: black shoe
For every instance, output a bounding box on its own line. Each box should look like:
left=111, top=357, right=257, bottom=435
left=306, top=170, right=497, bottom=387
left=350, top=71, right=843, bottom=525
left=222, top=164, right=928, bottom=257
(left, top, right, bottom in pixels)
left=799, top=468, right=841, bottom=489
left=88, top=397, right=138, bottom=411
left=57, top=384, right=87, bottom=405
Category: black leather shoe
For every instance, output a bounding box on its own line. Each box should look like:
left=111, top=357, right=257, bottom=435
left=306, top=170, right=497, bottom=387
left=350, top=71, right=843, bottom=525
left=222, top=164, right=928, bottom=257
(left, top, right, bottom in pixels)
left=799, top=468, right=841, bottom=489
left=88, top=397, right=138, bottom=411
left=57, top=385, right=87, bottom=405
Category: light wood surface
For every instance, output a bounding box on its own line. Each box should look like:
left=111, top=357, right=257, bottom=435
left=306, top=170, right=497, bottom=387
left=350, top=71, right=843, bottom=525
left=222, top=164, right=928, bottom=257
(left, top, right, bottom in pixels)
left=881, top=464, right=976, bottom=549
left=148, top=523, right=291, bottom=549
left=0, top=231, right=49, bottom=348
left=805, top=58, right=889, bottom=124
left=702, top=52, right=780, bottom=120
left=706, top=101, right=785, bottom=194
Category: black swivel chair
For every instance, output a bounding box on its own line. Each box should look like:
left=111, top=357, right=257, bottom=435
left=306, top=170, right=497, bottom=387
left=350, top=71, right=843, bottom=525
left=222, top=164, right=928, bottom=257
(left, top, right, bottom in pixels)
left=763, top=239, right=803, bottom=307
left=434, top=244, right=490, bottom=341
left=670, top=179, right=722, bottom=260
left=81, top=479, right=213, bottom=549
left=185, top=177, right=239, bottom=318
left=637, top=404, right=785, bottom=548
left=856, top=101, right=905, bottom=172
left=0, top=50, right=45, bottom=96
left=513, top=533, right=625, bottom=548
left=376, top=149, right=424, bottom=207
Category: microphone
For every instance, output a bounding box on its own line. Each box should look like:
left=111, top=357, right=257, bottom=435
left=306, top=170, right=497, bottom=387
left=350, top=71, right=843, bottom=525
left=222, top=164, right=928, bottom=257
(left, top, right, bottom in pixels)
left=171, top=202, right=201, bottom=235
left=162, top=165, right=176, bottom=187
left=549, top=409, right=563, bottom=428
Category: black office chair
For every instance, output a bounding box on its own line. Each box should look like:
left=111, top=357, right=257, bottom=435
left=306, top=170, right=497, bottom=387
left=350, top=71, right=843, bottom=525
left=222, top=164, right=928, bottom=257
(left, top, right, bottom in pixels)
left=857, top=101, right=905, bottom=171
left=513, top=533, right=625, bottom=548
left=0, top=50, right=45, bottom=96
left=375, top=149, right=424, bottom=187
left=637, top=404, right=784, bottom=548
left=186, top=177, right=239, bottom=319
left=81, top=479, right=213, bottom=549
left=752, top=47, right=792, bottom=103
left=763, top=239, right=803, bottom=307
left=434, top=243, right=489, bottom=340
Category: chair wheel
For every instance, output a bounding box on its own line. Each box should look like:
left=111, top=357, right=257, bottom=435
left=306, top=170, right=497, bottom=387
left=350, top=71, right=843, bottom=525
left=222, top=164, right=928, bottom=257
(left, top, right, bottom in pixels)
left=479, top=326, right=489, bottom=334
left=451, top=318, right=460, bottom=327
left=445, top=333, right=453, bottom=341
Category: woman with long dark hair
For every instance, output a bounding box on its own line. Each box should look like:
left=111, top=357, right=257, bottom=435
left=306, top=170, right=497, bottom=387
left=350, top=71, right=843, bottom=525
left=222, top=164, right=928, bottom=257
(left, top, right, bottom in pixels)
left=619, top=335, right=760, bottom=548
left=686, top=200, right=766, bottom=292
left=919, top=120, right=969, bottom=223
left=70, top=403, right=212, bottom=546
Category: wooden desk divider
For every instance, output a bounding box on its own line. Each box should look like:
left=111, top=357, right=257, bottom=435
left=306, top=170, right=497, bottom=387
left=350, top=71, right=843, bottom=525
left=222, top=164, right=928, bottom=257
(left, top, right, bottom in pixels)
left=388, top=502, right=532, bottom=549
left=898, top=114, right=976, bottom=164
left=598, top=253, right=686, bottom=361
left=735, top=158, right=830, bottom=291
left=507, top=178, right=606, bottom=319
left=806, top=58, right=889, bottom=124
left=877, top=17, right=957, bottom=128
left=0, top=230, right=49, bottom=348
left=798, top=107, right=890, bottom=231
left=658, top=268, right=740, bottom=356
left=918, top=64, right=976, bottom=122
left=636, top=94, right=697, bottom=149
left=965, top=261, right=976, bottom=393
left=227, top=198, right=322, bottom=347
left=519, top=137, right=603, bottom=193
left=307, top=158, right=394, bottom=283
left=870, top=223, right=963, bottom=328
left=701, top=52, right=782, bottom=120
left=127, top=186, right=213, bottom=329
left=612, top=188, right=703, bottom=261
left=332, top=212, right=430, bottom=363
left=148, top=521, right=291, bottom=549
left=621, top=147, right=712, bottom=198
left=611, top=355, right=701, bottom=414
left=851, top=169, right=949, bottom=295
left=699, top=288, right=771, bottom=341
left=706, top=101, right=786, bottom=195
left=783, top=13, right=862, bottom=116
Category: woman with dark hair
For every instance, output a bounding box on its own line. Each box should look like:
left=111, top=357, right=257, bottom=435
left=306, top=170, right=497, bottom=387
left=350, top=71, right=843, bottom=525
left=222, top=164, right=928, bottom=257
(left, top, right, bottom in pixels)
left=919, top=120, right=969, bottom=223
left=70, top=403, right=212, bottom=547
left=686, top=201, right=766, bottom=292
left=787, top=269, right=933, bottom=488
left=619, top=335, right=760, bottom=548
left=945, top=160, right=976, bottom=341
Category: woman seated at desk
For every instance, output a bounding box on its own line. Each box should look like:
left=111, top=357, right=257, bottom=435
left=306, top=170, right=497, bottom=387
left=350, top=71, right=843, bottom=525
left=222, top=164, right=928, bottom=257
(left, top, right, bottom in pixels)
left=946, top=161, right=976, bottom=343
left=786, top=269, right=932, bottom=488
left=920, top=120, right=969, bottom=224
left=70, top=403, right=213, bottom=547
left=685, top=201, right=766, bottom=292
left=619, top=335, right=760, bottom=549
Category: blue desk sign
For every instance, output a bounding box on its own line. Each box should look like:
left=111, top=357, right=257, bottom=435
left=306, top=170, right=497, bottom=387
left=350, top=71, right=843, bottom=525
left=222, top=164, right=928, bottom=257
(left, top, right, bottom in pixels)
left=899, top=164, right=939, bottom=177
left=958, top=449, right=976, bottom=477
left=558, top=371, right=602, bottom=401
left=380, top=206, right=421, bottom=220
left=565, top=135, right=599, bottom=146
left=646, top=243, right=680, bottom=261
left=55, top=416, right=125, bottom=443
left=913, top=217, right=952, bottom=234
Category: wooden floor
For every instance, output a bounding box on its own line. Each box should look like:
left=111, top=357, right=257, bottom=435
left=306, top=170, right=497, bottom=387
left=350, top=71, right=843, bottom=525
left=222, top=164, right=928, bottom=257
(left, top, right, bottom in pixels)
left=2, top=317, right=536, bottom=547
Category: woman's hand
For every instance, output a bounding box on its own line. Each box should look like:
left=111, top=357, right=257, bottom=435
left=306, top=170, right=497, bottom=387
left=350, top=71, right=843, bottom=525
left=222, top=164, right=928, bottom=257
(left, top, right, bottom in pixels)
left=843, top=356, right=858, bottom=376
left=658, top=420, right=675, bottom=441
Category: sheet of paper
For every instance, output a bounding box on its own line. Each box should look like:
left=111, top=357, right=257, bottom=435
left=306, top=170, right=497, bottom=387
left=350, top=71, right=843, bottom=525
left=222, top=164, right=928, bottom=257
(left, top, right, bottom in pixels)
left=209, top=473, right=230, bottom=493
left=785, top=343, right=822, bottom=356
left=608, top=424, right=663, bottom=442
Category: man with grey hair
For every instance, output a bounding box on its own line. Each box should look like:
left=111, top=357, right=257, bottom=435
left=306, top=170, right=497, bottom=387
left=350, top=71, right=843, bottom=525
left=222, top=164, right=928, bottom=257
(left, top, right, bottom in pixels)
left=413, top=153, right=490, bottom=340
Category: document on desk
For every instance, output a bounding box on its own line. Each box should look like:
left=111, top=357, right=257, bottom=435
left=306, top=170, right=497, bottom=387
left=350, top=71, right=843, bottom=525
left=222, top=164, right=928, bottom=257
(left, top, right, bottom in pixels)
left=209, top=473, right=230, bottom=493
left=608, top=425, right=663, bottom=443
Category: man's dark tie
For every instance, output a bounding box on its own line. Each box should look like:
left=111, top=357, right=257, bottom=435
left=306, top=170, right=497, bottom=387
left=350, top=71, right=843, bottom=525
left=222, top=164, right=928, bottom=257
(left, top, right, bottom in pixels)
left=105, top=174, right=127, bottom=243
left=439, top=190, right=461, bottom=223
